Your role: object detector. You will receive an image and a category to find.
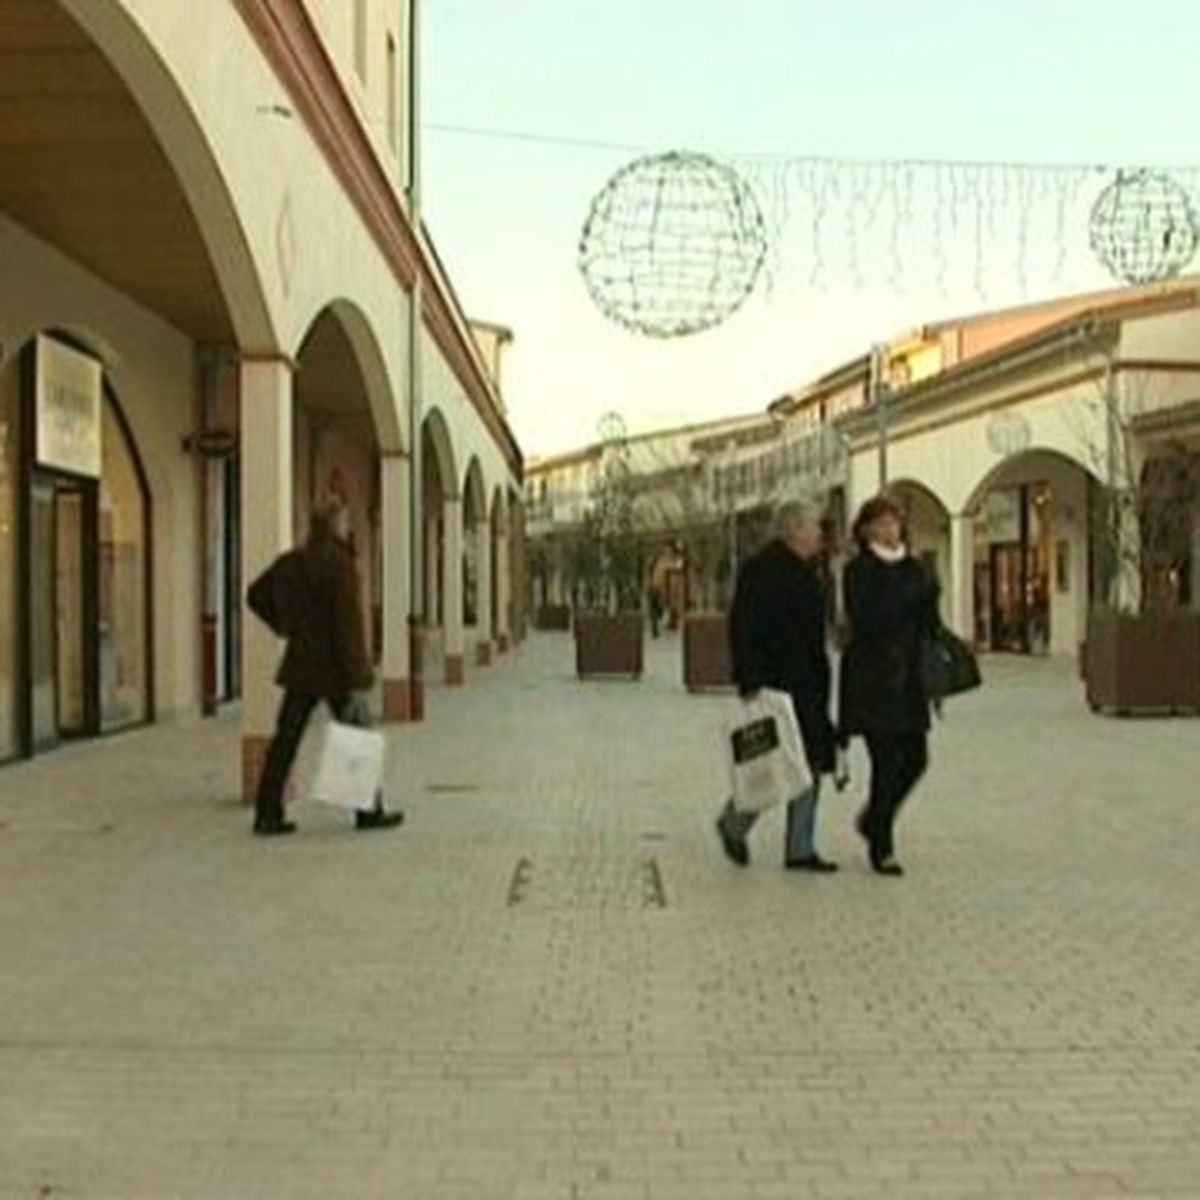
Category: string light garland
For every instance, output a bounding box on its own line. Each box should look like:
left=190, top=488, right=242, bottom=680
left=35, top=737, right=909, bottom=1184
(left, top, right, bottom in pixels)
left=429, top=122, right=1200, bottom=315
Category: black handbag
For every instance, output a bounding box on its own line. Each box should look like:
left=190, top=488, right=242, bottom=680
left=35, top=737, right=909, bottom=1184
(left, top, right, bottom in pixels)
left=920, top=625, right=981, bottom=700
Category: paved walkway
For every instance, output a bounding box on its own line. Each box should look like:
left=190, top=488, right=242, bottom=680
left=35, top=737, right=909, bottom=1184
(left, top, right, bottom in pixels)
left=1, top=634, right=1199, bottom=1198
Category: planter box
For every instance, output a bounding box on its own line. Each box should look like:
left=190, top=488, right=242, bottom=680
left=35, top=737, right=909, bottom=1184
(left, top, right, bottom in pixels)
left=1085, top=612, right=1200, bottom=715
left=683, top=613, right=734, bottom=693
left=574, top=613, right=644, bottom=679
left=535, top=603, right=572, bottom=631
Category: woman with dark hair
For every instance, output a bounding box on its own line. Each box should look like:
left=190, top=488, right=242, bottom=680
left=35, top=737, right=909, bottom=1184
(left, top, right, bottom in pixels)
left=838, top=494, right=940, bottom=876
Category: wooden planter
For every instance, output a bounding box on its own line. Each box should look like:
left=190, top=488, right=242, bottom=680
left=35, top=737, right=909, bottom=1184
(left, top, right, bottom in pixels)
left=535, top=603, right=572, bottom=631
left=574, top=613, right=644, bottom=679
left=1085, top=611, right=1200, bottom=715
left=683, top=613, right=734, bottom=693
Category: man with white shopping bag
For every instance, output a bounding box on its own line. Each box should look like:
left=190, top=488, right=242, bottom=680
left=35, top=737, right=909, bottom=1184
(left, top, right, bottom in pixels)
left=716, top=498, right=842, bottom=872
left=246, top=502, right=404, bottom=838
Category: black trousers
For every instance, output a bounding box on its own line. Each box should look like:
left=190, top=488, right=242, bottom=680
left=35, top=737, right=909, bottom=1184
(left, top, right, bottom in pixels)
left=254, top=691, right=379, bottom=826
left=862, top=732, right=929, bottom=859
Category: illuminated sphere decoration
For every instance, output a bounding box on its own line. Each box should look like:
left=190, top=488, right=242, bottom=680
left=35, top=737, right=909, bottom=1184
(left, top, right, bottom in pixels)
left=578, top=151, right=768, bottom=339
left=1089, top=169, right=1199, bottom=285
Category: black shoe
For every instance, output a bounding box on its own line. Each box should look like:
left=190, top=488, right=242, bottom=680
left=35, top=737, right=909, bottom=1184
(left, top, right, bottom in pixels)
left=870, top=854, right=905, bottom=877
left=253, top=819, right=297, bottom=838
left=786, top=854, right=839, bottom=873
left=715, top=819, right=750, bottom=867
left=356, top=809, right=405, bottom=831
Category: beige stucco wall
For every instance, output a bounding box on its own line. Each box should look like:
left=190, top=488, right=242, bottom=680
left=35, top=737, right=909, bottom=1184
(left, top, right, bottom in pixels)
left=301, top=0, right=411, bottom=189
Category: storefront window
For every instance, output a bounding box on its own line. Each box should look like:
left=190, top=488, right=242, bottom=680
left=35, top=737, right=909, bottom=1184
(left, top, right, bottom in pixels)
left=98, top=401, right=148, bottom=731
left=0, top=379, right=16, bottom=759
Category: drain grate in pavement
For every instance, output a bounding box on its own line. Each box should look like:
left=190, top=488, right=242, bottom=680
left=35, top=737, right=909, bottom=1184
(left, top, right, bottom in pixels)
left=506, top=857, right=534, bottom=906
left=642, top=857, right=668, bottom=909
left=1, top=821, right=115, bottom=836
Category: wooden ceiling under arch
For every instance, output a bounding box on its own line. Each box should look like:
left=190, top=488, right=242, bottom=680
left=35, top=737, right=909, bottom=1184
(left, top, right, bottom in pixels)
left=0, top=0, right=232, bottom=341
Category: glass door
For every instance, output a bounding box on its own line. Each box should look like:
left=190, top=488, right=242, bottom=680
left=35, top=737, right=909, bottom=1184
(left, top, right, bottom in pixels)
left=28, top=475, right=98, bottom=750
left=28, top=478, right=57, bottom=750
left=55, top=486, right=88, bottom=736
left=989, top=542, right=1029, bottom=654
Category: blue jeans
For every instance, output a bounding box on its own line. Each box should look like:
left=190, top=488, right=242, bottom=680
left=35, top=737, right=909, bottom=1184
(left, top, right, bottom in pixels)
left=719, top=779, right=823, bottom=862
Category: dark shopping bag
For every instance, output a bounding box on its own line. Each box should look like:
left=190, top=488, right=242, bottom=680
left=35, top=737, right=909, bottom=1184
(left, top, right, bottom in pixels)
left=920, top=626, right=982, bottom=701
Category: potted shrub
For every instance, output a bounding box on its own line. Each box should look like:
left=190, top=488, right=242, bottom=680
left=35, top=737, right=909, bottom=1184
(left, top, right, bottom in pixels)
left=573, top=442, right=646, bottom=680
left=1079, top=374, right=1200, bottom=714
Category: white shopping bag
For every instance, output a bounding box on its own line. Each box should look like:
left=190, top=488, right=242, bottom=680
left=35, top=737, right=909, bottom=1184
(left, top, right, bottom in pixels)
left=728, top=689, right=812, bottom=814
left=308, top=720, right=385, bottom=812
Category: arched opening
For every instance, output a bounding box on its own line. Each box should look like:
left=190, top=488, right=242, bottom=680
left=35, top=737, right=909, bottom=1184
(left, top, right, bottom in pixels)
left=888, top=478, right=952, bottom=594
left=0, top=334, right=152, bottom=760
left=490, top=487, right=506, bottom=637
left=964, top=449, right=1099, bottom=656
left=0, top=1, right=273, bottom=761
left=420, top=409, right=458, bottom=665
left=462, top=459, right=488, bottom=659
left=293, top=306, right=393, bottom=661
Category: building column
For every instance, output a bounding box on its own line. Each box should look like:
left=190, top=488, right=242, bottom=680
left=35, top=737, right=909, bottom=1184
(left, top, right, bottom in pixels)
left=380, top=453, right=413, bottom=722
left=239, top=356, right=294, bottom=803
left=476, top=516, right=494, bottom=666
left=948, top=512, right=975, bottom=643
left=495, top=515, right=512, bottom=653
left=443, top=495, right=465, bottom=685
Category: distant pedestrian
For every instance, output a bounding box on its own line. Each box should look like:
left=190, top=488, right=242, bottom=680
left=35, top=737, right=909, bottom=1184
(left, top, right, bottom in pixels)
left=838, top=495, right=939, bottom=876
left=715, top=498, right=840, bottom=872
left=246, top=501, right=405, bottom=838
left=648, top=587, right=665, bottom=638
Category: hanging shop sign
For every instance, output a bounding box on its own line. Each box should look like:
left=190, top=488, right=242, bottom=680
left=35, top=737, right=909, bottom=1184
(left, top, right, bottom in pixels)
left=33, top=335, right=102, bottom=478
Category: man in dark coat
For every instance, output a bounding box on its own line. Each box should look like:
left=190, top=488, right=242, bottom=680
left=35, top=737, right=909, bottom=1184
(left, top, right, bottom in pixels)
left=715, top=498, right=840, bottom=872
left=246, top=502, right=404, bottom=837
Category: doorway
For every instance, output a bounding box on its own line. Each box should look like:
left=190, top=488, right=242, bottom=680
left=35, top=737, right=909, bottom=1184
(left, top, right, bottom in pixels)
left=28, top=474, right=99, bottom=749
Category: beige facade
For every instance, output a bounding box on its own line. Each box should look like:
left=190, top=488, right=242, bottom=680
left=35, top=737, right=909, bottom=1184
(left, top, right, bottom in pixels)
left=0, top=0, right=524, bottom=788
left=526, top=278, right=1200, bottom=661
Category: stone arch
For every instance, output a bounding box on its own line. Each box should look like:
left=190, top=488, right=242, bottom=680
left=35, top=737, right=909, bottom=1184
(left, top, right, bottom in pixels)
left=463, top=458, right=488, bottom=525
left=962, top=448, right=1101, bottom=656
left=422, top=407, right=459, bottom=501
left=963, top=448, right=1099, bottom=517
left=888, top=478, right=954, bottom=604
left=60, top=0, right=276, bottom=351
left=461, top=458, right=490, bottom=658
left=293, top=298, right=403, bottom=455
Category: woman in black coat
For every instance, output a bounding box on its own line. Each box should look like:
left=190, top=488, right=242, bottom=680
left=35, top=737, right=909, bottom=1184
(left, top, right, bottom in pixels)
left=838, top=495, right=940, bottom=876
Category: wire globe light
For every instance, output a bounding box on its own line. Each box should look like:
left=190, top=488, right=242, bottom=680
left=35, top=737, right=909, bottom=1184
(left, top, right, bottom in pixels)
left=579, top=151, right=768, bottom=339
left=1089, top=169, right=1199, bottom=285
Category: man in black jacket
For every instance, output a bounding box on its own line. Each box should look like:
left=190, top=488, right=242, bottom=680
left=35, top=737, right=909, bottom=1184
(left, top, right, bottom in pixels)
left=246, top=502, right=404, bottom=838
left=716, top=499, right=840, bottom=871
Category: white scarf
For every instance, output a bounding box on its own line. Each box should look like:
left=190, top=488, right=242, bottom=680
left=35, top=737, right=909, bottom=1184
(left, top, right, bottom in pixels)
left=868, top=542, right=908, bottom=564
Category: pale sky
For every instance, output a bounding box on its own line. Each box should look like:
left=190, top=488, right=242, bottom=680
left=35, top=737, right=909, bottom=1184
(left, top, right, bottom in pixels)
left=422, top=1, right=1200, bottom=457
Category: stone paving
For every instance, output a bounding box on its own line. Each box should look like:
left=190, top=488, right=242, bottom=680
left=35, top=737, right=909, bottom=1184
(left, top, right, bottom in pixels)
left=1, top=633, right=1199, bottom=1198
